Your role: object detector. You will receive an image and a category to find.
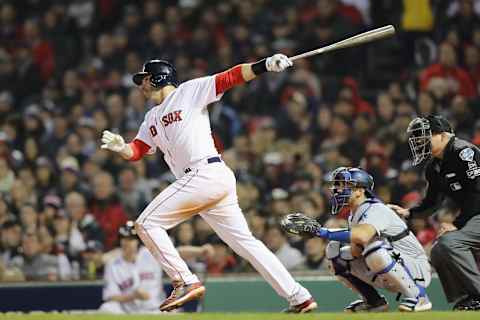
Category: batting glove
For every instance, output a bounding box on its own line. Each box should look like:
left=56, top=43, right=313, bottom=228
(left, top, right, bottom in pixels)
left=266, top=54, right=293, bottom=72
left=101, top=130, right=126, bottom=152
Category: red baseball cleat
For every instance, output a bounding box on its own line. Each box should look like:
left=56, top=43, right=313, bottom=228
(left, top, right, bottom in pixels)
left=159, top=281, right=206, bottom=312
left=283, top=297, right=318, bottom=313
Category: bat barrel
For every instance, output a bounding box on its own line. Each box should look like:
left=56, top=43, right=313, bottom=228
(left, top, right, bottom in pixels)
left=290, top=25, right=396, bottom=62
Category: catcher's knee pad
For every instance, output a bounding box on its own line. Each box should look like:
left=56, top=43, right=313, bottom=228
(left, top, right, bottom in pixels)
left=326, top=241, right=354, bottom=276
left=363, top=241, right=423, bottom=298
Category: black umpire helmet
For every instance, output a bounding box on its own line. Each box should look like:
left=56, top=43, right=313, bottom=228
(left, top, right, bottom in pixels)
left=132, top=59, right=179, bottom=88
left=118, top=221, right=138, bottom=240
left=407, top=115, right=453, bottom=165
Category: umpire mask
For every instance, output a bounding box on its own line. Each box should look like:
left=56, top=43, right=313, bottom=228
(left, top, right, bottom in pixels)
left=407, top=117, right=432, bottom=166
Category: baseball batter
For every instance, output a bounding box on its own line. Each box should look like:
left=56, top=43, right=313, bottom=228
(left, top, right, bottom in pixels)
left=281, top=167, right=432, bottom=312
left=100, top=55, right=316, bottom=312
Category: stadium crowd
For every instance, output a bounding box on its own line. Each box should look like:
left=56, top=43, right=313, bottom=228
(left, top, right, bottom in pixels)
left=1, top=0, right=480, bottom=281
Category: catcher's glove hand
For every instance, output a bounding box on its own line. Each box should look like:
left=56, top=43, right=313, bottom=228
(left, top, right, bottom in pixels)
left=280, top=213, right=322, bottom=237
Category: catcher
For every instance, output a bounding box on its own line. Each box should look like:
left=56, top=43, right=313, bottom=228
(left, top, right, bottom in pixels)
left=281, top=167, right=432, bottom=312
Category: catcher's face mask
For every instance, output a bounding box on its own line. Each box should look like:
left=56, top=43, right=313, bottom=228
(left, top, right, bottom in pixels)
left=407, top=117, right=432, bottom=166
left=327, top=168, right=354, bottom=215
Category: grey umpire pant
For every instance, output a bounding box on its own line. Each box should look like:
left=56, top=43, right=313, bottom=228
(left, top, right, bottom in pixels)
left=430, top=214, right=480, bottom=303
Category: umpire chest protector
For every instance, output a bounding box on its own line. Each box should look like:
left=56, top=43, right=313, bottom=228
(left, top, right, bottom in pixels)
left=413, top=137, right=480, bottom=228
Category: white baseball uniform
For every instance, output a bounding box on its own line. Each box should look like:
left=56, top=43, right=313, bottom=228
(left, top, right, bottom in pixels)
left=134, top=76, right=311, bottom=306
left=99, top=246, right=164, bottom=314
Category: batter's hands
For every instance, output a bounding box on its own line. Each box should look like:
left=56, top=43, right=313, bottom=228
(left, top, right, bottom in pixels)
left=387, top=204, right=410, bottom=219
left=101, top=130, right=126, bottom=153
left=266, top=54, right=293, bottom=72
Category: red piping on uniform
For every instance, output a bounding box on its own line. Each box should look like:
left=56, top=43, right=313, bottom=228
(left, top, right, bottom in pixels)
left=215, top=65, right=245, bottom=95
left=128, top=139, right=151, bottom=161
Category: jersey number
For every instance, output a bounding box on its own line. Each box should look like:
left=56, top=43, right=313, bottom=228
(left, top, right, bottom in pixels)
left=149, top=125, right=158, bottom=137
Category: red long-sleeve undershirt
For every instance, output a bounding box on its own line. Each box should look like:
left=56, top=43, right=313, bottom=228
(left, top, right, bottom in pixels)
left=215, top=65, right=245, bottom=95
left=128, top=139, right=151, bottom=161
left=130, top=66, right=246, bottom=161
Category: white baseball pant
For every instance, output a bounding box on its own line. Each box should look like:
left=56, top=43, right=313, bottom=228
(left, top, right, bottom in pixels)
left=135, top=160, right=311, bottom=306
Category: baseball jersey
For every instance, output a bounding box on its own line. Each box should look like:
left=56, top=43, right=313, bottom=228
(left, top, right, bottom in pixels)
left=349, top=200, right=428, bottom=260
left=135, top=76, right=224, bottom=178
left=103, top=246, right=164, bottom=313
left=410, top=136, right=480, bottom=228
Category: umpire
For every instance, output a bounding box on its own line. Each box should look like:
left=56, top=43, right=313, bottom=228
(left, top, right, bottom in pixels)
left=389, top=115, right=480, bottom=310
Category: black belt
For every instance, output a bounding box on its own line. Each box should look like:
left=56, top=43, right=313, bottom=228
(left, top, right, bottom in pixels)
left=385, top=229, right=411, bottom=242
left=184, top=156, right=221, bottom=174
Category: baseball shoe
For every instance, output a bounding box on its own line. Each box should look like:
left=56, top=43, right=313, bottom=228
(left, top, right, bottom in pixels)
left=283, top=298, right=318, bottom=313
left=453, top=296, right=480, bottom=311
left=398, top=295, right=432, bottom=312
left=344, top=296, right=389, bottom=312
left=159, top=281, right=206, bottom=312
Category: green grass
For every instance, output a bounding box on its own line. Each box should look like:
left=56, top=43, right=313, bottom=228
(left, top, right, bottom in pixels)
left=0, top=312, right=478, bottom=320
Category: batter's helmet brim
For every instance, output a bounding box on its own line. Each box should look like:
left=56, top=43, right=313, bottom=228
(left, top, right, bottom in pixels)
left=133, top=72, right=149, bottom=85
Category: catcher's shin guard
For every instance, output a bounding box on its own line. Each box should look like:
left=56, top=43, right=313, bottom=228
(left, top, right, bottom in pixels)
left=363, top=241, right=424, bottom=299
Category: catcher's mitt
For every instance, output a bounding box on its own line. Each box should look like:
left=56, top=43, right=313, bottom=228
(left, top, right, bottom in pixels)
left=280, top=213, right=322, bottom=237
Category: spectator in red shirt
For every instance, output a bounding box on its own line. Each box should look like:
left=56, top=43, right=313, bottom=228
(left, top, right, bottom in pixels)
left=90, top=171, right=128, bottom=250
left=22, top=19, right=55, bottom=81
left=420, top=42, right=476, bottom=97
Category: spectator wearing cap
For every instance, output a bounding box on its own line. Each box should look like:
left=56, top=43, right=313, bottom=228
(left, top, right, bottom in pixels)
left=57, top=156, right=89, bottom=197
left=41, top=194, right=62, bottom=227
left=78, top=239, right=104, bottom=280
left=264, top=224, right=304, bottom=271
left=66, top=191, right=104, bottom=252
left=90, top=171, right=128, bottom=250
left=268, top=188, right=291, bottom=217
left=391, top=163, right=421, bottom=204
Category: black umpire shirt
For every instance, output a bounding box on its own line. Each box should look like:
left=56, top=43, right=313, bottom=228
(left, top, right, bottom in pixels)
left=410, top=136, right=480, bottom=228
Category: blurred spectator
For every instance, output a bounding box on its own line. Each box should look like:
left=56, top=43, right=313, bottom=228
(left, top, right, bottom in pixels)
left=0, top=157, right=14, bottom=195
left=66, top=191, right=104, bottom=254
left=420, top=42, right=476, bottom=98
left=264, top=225, right=304, bottom=271
left=90, top=171, right=128, bottom=250
left=205, top=235, right=237, bottom=275
left=9, top=232, right=59, bottom=281
left=118, top=166, right=148, bottom=219
left=300, top=238, right=328, bottom=271
left=0, top=221, right=22, bottom=266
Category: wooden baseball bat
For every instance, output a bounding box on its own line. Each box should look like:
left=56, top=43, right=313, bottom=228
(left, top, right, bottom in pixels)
left=289, top=25, right=396, bottom=62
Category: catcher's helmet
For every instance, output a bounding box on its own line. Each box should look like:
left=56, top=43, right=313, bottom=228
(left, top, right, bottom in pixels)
left=133, top=59, right=179, bottom=88
left=118, top=221, right=138, bottom=239
left=326, top=167, right=375, bottom=215
left=407, top=115, right=453, bottom=166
